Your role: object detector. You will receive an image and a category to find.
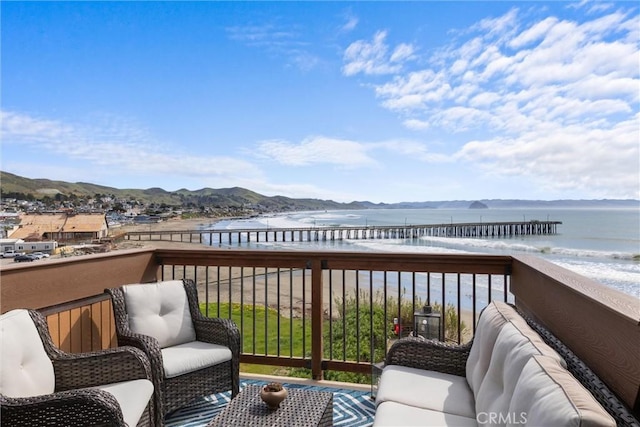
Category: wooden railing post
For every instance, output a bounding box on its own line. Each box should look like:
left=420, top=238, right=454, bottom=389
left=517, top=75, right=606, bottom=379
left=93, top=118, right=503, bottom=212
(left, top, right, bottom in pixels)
left=311, top=259, right=324, bottom=380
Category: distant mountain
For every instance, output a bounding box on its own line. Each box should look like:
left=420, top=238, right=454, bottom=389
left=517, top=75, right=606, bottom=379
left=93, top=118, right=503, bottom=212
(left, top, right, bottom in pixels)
left=1, top=171, right=637, bottom=210
left=359, top=199, right=639, bottom=209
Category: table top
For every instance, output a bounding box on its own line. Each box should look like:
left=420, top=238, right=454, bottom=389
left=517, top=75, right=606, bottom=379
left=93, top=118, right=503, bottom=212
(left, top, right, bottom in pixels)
left=209, top=384, right=333, bottom=427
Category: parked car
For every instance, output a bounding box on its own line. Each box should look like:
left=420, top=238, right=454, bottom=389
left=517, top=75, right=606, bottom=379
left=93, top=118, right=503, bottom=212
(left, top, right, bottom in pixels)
left=1, top=250, right=25, bottom=258
left=14, top=254, right=37, bottom=262
left=30, top=252, right=50, bottom=259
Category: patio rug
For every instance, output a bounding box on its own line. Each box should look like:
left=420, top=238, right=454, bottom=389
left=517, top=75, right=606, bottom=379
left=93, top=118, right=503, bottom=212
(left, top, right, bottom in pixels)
left=166, top=379, right=376, bottom=427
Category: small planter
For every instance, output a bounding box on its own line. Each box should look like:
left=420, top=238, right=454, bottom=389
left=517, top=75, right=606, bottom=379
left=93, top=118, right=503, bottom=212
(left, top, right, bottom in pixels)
left=260, top=382, right=288, bottom=409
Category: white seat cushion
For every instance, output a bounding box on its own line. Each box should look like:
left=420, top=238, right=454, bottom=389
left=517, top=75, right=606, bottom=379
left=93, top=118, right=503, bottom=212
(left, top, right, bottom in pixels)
left=374, top=401, right=476, bottom=427
left=123, top=280, right=196, bottom=348
left=509, top=356, right=615, bottom=427
left=96, top=379, right=154, bottom=426
left=376, top=365, right=475, bottom=419
left=162, top=341, right=232, bottom=378
left=0, top=309, right=55, bottom=397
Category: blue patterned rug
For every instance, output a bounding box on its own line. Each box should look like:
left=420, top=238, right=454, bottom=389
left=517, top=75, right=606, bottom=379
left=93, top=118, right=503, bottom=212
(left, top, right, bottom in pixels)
left=166, top=379, right=375, bottom=427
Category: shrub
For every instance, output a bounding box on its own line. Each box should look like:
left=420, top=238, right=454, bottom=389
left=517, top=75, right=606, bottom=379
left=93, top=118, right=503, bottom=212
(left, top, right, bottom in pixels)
left=321, top=290, right=469, bottom=384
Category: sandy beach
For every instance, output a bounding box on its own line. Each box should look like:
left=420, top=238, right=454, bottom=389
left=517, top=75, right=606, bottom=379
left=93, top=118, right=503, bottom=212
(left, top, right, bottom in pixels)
left=110, top=217, right=231, bottom=253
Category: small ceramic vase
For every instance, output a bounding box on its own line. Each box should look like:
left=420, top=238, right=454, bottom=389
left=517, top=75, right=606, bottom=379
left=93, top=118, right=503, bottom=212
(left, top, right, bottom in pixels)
left=260, top=386, right=288, bottom=409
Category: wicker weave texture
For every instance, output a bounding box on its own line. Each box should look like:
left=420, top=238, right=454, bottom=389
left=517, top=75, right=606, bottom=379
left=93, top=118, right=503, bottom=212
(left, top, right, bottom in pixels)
left=385, top=337, right=472, bottom=377
left=209, top=384, right=333, bottom=427
left=0, top=309, right=153, bottom=427
left=106, top=278, right=240, bottom=423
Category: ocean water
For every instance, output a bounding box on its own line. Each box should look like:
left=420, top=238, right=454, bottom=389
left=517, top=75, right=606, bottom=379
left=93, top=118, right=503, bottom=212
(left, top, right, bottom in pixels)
left=211, top=208, right=639, bottom=299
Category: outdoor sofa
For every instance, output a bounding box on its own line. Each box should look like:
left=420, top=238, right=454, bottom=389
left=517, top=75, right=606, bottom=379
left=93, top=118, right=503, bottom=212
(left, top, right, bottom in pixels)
left=373, top=300, right=639, bottom=426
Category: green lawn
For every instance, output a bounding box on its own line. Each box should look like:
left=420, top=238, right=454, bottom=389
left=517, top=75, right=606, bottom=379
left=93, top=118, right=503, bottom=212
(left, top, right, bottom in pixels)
left=200, top=295, right=465, bottom=384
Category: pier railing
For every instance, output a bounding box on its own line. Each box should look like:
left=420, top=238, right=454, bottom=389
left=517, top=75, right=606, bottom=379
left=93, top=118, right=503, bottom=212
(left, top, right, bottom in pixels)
left=123, top=220, right=562, bottom=245
left=1, top=247, right=637, bottom=412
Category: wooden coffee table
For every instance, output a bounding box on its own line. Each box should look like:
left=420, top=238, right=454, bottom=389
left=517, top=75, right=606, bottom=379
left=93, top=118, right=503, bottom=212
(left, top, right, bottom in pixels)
left=208, top=384, right=333, bottom=426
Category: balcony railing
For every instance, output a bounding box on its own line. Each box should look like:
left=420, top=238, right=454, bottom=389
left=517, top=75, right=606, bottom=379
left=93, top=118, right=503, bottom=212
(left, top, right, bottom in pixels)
left=153, top=250, right=512, bottom=378
left=1, top=248, right=638, bottom=415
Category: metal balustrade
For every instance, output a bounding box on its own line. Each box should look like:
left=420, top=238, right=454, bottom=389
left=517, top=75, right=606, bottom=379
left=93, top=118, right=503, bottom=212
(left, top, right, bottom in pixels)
left=154, top=250, right=513, bottom=378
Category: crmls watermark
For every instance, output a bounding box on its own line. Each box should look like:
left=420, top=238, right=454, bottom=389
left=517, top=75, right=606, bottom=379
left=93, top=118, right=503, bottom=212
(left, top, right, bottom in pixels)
left=477, top=412, right=528, bottom=425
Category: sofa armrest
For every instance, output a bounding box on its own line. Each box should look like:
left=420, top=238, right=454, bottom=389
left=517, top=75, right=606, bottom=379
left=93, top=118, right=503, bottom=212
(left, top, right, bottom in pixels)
left=385, top=337, right=472, bottom=377
left=0, top=388, right=126, bottom=427
left=114, top=332, right=165, bottom=424
left=52, top=346, right=152, bottom=391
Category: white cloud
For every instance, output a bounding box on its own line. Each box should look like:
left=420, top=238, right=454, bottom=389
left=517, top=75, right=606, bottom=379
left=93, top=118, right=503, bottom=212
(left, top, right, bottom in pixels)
left=390, top=43, right=416, bottom=63
left=255, top=136, right=377, bottom=167
left=342, top=30, right=416, bottom=76
left=375, top=140, right=452, bottom=163
left=456, top=113, right=640, bottom=198
left=509, top=17, right=558, bottom=48
left=473, top=7, right=519, bottom=37
left=1, top=110, right=262, bottom=181
left=363, top=7, right=639, bottom=126
left=341, top=16, right=359, bottom=33
left=568, top=1, right=615, bottom=14
left=376, top=70, right=452, bottom=111
left=342, top=5, right=639, bottom=199
left=240, top=179, right=360, bottom=202
left=403, top=119, right=431, bottom=130
left=1, top=111, right=71, bottom=142
left=226, top=24, right=298, bottom=46
left=226, top=23, right=320, bottom=71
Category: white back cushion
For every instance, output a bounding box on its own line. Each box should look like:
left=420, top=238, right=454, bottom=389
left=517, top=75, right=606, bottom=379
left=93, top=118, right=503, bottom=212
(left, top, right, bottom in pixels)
left=509, top=356, right=615, bottom=427
left=466, top=301, right=513, bottom=394
left=123, top=281, right=196, bottom=348
left=475, top=320, right=565, bottom=417
left=0, top=309, right=55, bottom=397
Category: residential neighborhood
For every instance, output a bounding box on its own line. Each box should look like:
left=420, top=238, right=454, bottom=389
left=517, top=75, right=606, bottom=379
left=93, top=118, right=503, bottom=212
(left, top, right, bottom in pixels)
left=0, top=194, right=212, bottom=258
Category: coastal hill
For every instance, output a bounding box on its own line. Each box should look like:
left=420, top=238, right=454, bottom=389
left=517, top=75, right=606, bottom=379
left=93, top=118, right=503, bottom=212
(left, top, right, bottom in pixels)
left=1, top=171, right=637, bottom=210
left=0, top=171, right=365, bottom=211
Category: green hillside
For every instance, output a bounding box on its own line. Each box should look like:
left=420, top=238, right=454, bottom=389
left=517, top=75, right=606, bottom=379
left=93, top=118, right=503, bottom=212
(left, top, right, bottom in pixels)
left=0, top=171, right=365, bottom=211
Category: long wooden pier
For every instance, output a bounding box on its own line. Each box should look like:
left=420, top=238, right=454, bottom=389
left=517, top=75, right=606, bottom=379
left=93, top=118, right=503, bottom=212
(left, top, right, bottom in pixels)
left=123, top=220, right=562, bottom=246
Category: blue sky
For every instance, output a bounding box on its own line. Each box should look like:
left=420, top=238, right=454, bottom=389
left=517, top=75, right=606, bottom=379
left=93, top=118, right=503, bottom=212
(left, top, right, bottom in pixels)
left=2, top=1, right=638, bottom=203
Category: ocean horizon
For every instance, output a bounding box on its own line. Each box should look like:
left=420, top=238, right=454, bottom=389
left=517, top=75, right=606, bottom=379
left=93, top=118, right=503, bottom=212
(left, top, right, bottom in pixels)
left=208, top=207, right=639, bottom=299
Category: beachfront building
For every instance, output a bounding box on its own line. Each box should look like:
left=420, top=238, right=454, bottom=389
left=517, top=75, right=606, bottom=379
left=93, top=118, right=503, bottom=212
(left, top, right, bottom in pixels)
left=9, top=212, right=109, bottom=242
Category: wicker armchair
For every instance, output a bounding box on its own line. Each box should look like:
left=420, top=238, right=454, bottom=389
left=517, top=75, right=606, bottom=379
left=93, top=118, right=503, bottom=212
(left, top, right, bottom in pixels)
left=106, top=279, right=240, bottom=420
left=0, top=309, right=155, bottom=427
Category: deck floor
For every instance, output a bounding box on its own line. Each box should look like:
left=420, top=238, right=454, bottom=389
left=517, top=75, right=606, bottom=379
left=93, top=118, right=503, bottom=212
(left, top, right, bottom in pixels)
left=166, top=378, right=376, bottom=426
